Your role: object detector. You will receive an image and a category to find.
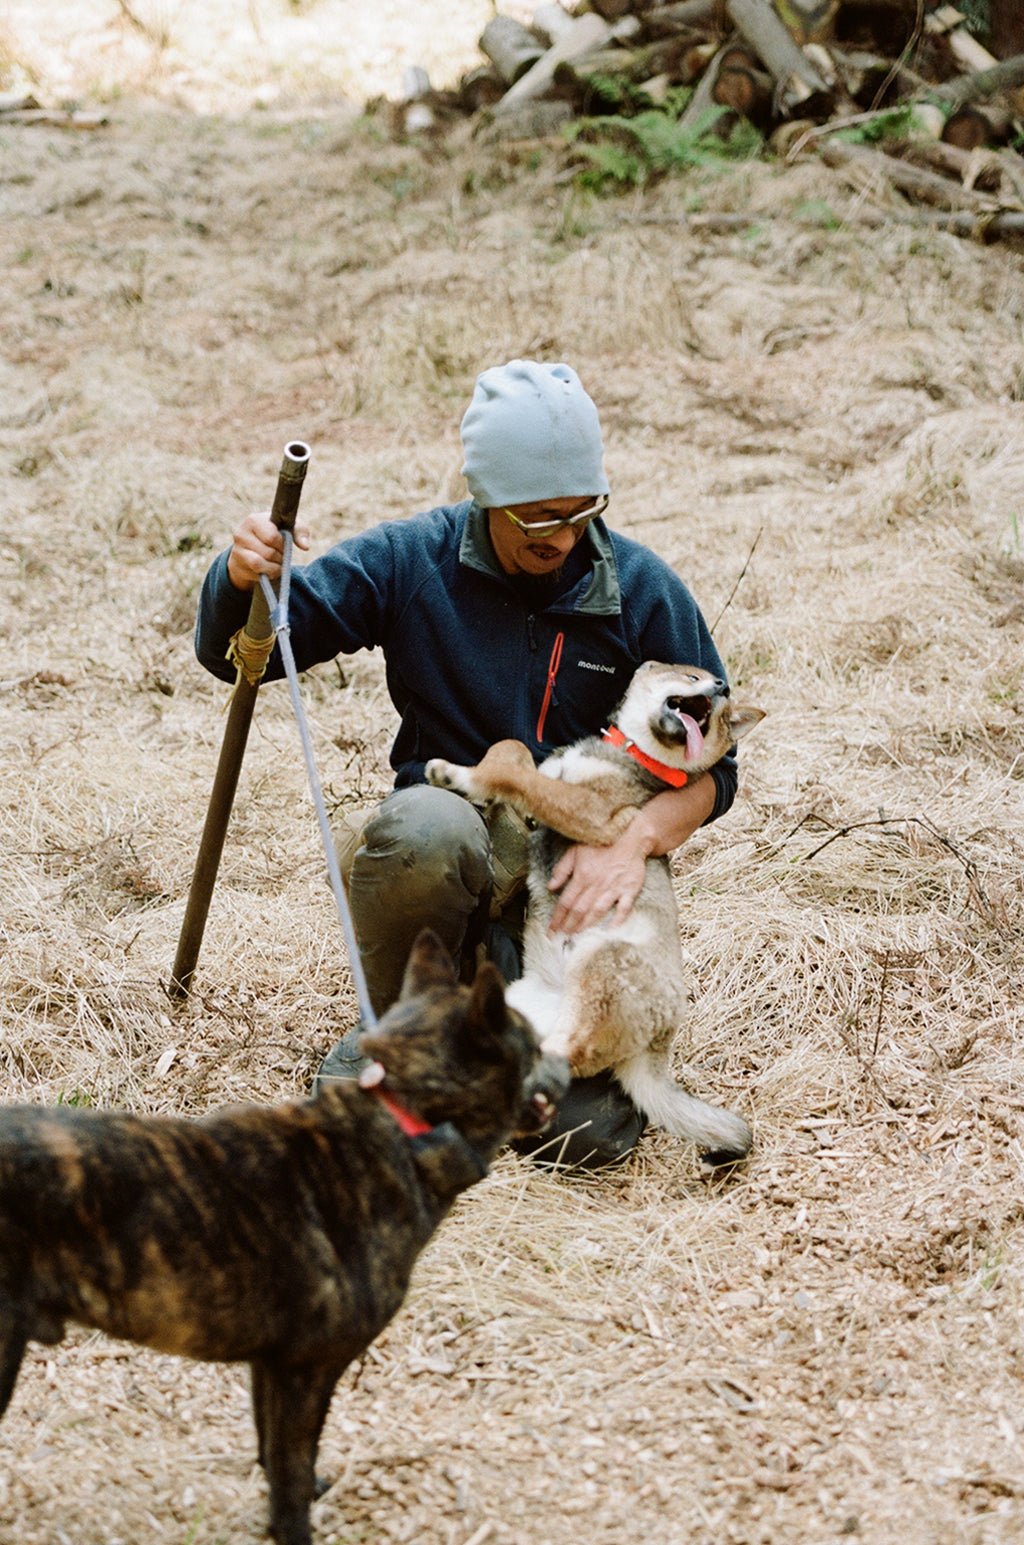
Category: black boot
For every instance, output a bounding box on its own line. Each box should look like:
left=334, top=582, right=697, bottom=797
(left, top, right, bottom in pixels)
left=311, top=1023, right=369, bottom=1096
left=509, top=1069, right=646, bottom=1170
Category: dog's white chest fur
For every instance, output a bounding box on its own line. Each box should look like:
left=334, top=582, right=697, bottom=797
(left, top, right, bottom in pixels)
left=539, top=746, right=609, bottom=784
left=510, top=908, right=656, bottom=993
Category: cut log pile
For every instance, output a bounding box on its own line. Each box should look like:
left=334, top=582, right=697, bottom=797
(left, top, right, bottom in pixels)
left=3, top=4, right=1022, bottom=237
left=390, top=0, right=1024, bottom=237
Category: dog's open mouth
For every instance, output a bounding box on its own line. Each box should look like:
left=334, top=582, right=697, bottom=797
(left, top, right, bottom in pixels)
left=515, top=1058, right=569, bottom=1136
left=663, top=693, right=712, bottom=760
left=516, top=1089, right=559, bottom=1135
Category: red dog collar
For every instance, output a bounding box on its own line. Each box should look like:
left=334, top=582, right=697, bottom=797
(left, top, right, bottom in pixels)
left=602, top=724, right=689, bottom=788
left=375, top=1088, right=433, bottom=1137
left=359, top=1061, right=433, bottom=1136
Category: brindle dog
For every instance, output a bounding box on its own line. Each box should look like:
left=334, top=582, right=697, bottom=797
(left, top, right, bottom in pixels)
left=0, top=930, right=567, bottom=1545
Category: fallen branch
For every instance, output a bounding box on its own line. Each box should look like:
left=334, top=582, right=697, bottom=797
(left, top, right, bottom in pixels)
left=710, top=527, right=763, bottom=632
left=917, top=207, right=1024, bottom=240
left=644, top=0, right=726, bottom=28
left=928, top=51, right=1024, bottom=110
left=894, top=137, right=1018, bottom=199
left=491, top=12, right=615, bottom=115
left=818, top=137, right=1004, bottom=214
left=793, top=814, right=1009, bottom=936
left=725, top=0, right=831, bottom=103
left=0, top=106, right=109, bottom=129
left=678, top=36, right=737, bottom=128
left=617, top=205, right=1024, bottom=242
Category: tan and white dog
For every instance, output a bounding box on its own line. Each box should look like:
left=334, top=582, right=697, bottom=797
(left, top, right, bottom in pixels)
left=427, top=662, right=763, bottom=1166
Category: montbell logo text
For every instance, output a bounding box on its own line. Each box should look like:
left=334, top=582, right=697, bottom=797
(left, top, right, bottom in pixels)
left=577, top=661, right=617, bottom=673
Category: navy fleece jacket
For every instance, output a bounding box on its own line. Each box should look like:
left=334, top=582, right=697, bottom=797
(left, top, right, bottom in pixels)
left=194, top=501, right=737, bottom=820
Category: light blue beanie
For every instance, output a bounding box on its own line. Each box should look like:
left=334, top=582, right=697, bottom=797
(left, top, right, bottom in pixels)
left=460, top=360, right=610, bottom=507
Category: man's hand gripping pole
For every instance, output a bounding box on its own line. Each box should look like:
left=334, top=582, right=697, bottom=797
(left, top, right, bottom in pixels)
left=169, top=441, right=310, bottom=1001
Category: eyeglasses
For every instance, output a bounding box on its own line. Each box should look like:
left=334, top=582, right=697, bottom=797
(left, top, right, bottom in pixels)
left=502, top=494, right=609, bottom=538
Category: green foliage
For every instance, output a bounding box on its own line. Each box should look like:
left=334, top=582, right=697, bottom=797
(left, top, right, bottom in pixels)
left=833, top=104, right=933, bottom=145
left=793, top=199, right=841, bottom=230
left=576, top=72, right=693, bottom=116
left=565, top=106, right=764, bottom=192
left=956, top=0, right=990, bottom=35
left=568, top=137, right=646, bottom=192
left=57, top=1088, right=94, bottom=1108
left=576, top=72, right=636, bottom=112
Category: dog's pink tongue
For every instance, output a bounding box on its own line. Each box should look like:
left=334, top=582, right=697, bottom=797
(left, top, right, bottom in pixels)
left=678, top=713, right=704, bottom=760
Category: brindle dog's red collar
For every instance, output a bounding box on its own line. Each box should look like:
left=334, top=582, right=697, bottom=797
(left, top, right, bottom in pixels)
left=602, top=724, right=689, bottom=787
left=375, top=1088, right=433, bottom=1137
left=359, top=1061, right=433, bottom=1136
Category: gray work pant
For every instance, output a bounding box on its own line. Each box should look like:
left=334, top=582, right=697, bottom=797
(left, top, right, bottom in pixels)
left=334, top=784, right=645, bottom=1168
left=335, top=785, right=525, bottom=1014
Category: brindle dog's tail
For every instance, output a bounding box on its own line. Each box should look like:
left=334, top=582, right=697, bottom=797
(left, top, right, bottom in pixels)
left=614, top=1052, right=752, bottom=1168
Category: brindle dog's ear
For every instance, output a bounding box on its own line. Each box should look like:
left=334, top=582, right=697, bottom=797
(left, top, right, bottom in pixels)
left=461, top=961, right=511, bottom=1062
left=400, top=929, right=458, bottom=998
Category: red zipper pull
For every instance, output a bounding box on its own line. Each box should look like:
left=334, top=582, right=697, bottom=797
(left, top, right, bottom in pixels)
left=536, top=630, right=564, bottom=744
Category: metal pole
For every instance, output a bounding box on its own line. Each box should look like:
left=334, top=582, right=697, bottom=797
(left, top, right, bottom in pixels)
left=169, top=440, right=310, bottom=1000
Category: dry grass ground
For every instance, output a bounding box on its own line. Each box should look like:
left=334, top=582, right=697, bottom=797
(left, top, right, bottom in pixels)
left=2, top=4, right=1024, bottom=1543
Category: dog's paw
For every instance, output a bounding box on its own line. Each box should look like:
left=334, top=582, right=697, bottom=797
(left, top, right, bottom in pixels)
left=426, top=757, right=464, bottom=792
left=426, top=758, right=489, bottom=807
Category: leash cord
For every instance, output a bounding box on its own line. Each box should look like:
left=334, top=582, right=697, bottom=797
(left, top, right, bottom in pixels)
left=259, top=533, right=378, bottom=1030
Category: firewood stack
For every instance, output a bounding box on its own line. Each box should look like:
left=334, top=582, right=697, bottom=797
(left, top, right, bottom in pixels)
left=391, top=0, right=1024, bottom=234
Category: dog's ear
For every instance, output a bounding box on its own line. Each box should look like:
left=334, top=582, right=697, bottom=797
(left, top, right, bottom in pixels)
left=400, top=928, right=458, bottom=998
left=462, top=960, right=511, bottom=1061
left=728, top=705, right=765, bottom=741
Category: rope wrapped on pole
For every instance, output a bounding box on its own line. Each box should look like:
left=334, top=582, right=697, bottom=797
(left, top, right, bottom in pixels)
left=169, top=440, right=310, bottom=1001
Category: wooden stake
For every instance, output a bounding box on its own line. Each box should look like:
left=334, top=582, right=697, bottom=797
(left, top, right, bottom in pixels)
left=169, top=442, right=310, bottom=1001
